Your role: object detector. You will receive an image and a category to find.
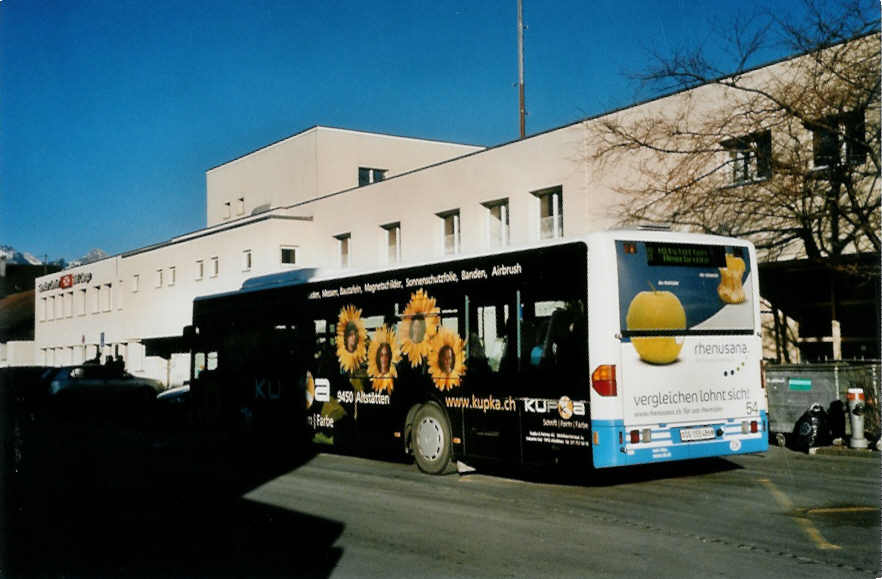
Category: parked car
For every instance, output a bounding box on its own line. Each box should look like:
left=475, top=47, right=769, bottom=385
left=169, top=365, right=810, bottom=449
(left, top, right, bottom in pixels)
left=25, top=366, right=163, bottom=490
left=155, top=383, right=192, bottom=429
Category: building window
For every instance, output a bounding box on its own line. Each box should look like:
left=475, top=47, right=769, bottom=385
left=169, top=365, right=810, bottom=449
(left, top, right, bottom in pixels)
left=336, top=233, right=351, bottom=268
left=39, top=297, right=46, bottom=322
left=223, top=201, right=231, bottom=219
left=46, top=297, right=53, bottom=321
left=438, top=210, right=461, bottom=255
left=722, top=130, right=772, bottom=183
left=65, top=291, right=73, bottom=318
left=132, top=274, right=140, bottom=292
left=237, top=196, right=245, bottom=215
left=534, top=187, right=563, bottom=240
left=156, top=269, right=163, bottom=288
left=102, top=283, right=112, bottom=312
left=242, top=250, right=252, bottom=271
left=281, top=247, right=297, bottom=265
left=78, top=289, right=87, bottom=315
left=210, top=257, right=219, bottom=277
left=382, top=222, right=401, bottom=264
left=809, top=111, right=867, bottom=169
left=483, top=199, right=510, bottom=248
left=168, top=266, right=176, bottom=286
left=91, top=286, right=100, bottom=314
left=358, top=167, right=387, bottom=186
left=196, top=260, right=204, bottom=281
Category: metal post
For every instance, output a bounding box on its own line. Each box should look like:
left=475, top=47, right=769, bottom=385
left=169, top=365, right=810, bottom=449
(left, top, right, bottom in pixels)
left=517, top=0, right=526, bottom=138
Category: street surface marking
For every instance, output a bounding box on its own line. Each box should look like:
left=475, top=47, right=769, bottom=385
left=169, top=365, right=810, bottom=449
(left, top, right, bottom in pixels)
left=805, top=506, right=878, bottom=515
left=757, top=478, right=841, bottom=550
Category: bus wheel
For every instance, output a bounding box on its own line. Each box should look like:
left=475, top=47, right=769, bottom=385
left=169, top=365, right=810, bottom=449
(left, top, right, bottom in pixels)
left=412, top=403, right=451, bottom=474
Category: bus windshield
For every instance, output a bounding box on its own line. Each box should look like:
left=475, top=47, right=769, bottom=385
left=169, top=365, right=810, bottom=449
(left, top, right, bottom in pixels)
left=616, top=240, right=754, bottom=335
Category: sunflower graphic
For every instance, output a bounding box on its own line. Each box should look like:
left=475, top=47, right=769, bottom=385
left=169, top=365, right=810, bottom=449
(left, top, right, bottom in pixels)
left=336, top=305, right=367, bottom=373
left=367, top=325, right=401, bottom=393
left=399, top=289, right=440, bottom=367
left=427, top=327, right=467, bottom=391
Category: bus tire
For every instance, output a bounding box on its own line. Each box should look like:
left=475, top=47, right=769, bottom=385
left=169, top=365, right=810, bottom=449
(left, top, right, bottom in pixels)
left=412, top=403, right=452, bottom=474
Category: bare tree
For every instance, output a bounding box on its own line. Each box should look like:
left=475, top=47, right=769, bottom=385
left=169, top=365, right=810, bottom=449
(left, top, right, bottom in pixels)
left=591, top=0, right=880, bottom=265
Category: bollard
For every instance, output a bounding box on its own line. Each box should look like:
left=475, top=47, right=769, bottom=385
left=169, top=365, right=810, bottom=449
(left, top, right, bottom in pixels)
left=847, top=388, right=868, bottom=449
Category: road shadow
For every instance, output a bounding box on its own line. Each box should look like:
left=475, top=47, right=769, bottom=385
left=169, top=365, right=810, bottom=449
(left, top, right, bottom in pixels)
left=10, top=490, right=344, bottom=578
left=5, top=430, right=343, bottom=578
left=1, top=366, right=346, bottom=577
left=459, top=455, right=743, bottom=488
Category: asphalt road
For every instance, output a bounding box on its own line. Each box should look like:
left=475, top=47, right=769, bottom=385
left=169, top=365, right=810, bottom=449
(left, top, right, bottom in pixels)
left=6, top=444, right=879, bottom=578
left=242, top=447, right=880, bottom=578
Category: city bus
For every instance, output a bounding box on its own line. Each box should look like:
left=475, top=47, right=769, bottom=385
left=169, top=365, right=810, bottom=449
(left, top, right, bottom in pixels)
left=185, top=230, right=768, bottom=474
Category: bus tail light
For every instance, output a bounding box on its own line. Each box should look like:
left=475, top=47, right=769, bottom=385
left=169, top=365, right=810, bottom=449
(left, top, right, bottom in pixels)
left=628, top=429, right=651, bottom=444
left=741, top=420, right=759, bottom=434
left=592, top=364, right=617, bottom=397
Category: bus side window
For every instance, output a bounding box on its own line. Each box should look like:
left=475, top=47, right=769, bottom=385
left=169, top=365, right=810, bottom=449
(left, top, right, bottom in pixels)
left=473, top=303, right=510, bottom=373
left=311, top=317, right=336, bottom=376
left=467, top=295, right=517, bottom=376
left=194, top=352, right=206, bottom=379
left=523, top=300, right=585, bottom=374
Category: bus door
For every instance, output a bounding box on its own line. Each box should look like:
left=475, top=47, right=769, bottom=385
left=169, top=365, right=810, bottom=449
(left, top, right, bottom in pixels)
left=517, top=290, right=590, bottom=464
left=300, top=313, right=357, bottom=449
left=303, top=300, right=409, bottom=451
left=458, top=291, right=521, bottom=463
left=350, top=308, right=406, bottom=448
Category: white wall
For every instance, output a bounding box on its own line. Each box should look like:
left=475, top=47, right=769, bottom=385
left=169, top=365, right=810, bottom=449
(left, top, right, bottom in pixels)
left=301, top=122, right=620, bottom=271
left=0, top=341, right=35, bottom=367
left=205, top=127, right=482, bottom=227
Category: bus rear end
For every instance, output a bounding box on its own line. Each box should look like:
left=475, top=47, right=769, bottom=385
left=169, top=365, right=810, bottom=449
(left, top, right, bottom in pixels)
left=588, top=232, right=768, bottom=468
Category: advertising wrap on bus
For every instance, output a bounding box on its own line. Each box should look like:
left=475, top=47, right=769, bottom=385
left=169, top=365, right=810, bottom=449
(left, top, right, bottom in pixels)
left=616, top=240, right=761, bottom=426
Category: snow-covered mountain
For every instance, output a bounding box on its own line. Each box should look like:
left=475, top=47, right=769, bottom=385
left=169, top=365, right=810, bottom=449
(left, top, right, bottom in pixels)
left=0, top=245, right=42, bottom=265
left=0, top=245, right=107, bottom=268
left=67, top=248, right=108, bottom=267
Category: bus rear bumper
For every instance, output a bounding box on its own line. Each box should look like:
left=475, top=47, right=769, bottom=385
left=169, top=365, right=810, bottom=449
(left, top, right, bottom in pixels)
left=591, top=412, right=769, bottom=468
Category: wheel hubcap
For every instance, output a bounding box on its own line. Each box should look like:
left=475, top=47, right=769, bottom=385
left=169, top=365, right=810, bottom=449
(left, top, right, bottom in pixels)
left=416, top=416, right=443, bottom=461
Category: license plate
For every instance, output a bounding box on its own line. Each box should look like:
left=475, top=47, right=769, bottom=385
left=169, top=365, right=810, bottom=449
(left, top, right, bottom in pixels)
left=680, top=426, right=715, bottom=442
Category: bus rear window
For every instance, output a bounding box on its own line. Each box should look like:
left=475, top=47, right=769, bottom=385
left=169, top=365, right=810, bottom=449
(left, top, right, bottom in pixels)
left=616, top=240, right=754, bottom=334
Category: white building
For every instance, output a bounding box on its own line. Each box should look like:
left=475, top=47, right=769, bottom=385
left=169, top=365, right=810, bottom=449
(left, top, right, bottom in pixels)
left=28, top=35, right=880, bottom=379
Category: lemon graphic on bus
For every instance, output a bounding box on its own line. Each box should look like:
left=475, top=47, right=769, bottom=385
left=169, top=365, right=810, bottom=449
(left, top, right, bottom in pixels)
left=625, top=288, right=687, bottom=365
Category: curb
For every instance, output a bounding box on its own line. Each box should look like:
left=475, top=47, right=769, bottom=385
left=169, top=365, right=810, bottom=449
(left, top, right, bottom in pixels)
left=809, top=446, right=879, bottom=458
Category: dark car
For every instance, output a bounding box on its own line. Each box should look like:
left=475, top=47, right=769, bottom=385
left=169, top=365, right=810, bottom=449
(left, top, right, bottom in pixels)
left=155, top=383, right=192, bottom=429
left=25, top=366, right=163, bottom=490
left=45, top=364, right=162, bottom=399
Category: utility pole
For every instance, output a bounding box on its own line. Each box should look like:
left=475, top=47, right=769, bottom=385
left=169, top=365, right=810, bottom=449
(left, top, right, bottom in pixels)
left=517, top=0, right=526, bottom=139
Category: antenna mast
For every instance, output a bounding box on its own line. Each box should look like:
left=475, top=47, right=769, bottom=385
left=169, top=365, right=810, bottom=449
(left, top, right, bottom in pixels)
left=517, top=0, right=526, bottom=138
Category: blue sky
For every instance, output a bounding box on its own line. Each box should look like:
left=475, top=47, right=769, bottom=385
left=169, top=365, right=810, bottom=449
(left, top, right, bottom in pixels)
left=0, top=0, right=859, bottom=261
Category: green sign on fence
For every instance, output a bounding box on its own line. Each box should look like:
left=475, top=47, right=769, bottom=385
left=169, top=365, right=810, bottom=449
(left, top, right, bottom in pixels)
left=788, top=377, right=812, bottom=391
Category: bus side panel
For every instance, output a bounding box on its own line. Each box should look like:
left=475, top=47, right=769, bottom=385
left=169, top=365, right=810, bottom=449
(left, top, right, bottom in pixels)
left=590, top=419, right=628, bottom=468
left=586, top=235, right=628, bottom=468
